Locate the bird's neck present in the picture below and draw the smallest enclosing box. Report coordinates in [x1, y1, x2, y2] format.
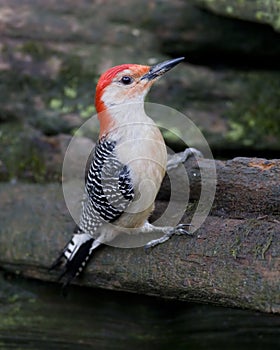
[98, 102, 154, 140]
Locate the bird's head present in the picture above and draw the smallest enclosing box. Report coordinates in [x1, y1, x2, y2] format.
[95, 57, 185, 114]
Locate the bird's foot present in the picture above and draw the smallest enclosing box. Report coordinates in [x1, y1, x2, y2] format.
[144, 224, 193, 251]
[167, 147, 203, 171]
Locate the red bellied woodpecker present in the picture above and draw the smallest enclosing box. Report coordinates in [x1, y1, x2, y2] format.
[51, 57, 193, 287]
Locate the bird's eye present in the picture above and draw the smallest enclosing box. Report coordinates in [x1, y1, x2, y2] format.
[120, 76, 133, 85]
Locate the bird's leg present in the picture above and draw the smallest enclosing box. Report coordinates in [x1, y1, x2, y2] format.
[140, 222, 193, 251]
[167, 148, 203, 171]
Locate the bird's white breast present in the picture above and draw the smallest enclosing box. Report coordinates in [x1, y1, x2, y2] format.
[108, 105, 167, 215]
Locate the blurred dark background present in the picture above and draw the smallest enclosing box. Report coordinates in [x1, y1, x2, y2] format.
[0, 0, 280, 182]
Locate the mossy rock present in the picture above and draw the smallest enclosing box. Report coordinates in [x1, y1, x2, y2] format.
[0, 122, 67, 182]
[1, 0, 280, 165]
[226, 72, 280, 149]
[0, 41, 98, 133]
[195, 0, 280, 33]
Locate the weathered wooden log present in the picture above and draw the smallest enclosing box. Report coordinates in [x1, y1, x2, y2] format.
[0, 157, 279, 314]
[160, 156, 280, 218]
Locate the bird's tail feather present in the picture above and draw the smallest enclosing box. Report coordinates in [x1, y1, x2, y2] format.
[50, 232, 101, 289]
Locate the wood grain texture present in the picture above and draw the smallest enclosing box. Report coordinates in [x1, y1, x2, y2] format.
[0, 157, 279, 313]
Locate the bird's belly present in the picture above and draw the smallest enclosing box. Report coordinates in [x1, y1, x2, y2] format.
[115, 128, 167, 228]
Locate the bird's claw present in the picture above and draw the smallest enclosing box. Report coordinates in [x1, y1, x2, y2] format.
[144, 223, 193, 252]
[167, 148, 203, 171]
[174, 223, 193, 236]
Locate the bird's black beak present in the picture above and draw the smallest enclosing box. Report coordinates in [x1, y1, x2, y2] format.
[141, 57, 185, 81]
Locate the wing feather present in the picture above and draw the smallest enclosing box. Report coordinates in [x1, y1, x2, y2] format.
[79, 138, 134, 233]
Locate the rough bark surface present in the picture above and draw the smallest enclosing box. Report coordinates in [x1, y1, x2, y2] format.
[0, 156, 279, 314]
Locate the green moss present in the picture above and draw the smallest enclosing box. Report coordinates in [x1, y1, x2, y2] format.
[18, 150, 47, 183]
[80, 104, 96, 119]
[226, 72, 280, 148]
[230, 236, 241, 259]
[64, 86, 77, 99]
[43, 54, 98, 129]
[253, 233, 274, 259]
[0, 41, 101, 181]
[20, 41, 52, 60]
[1, 41, 98, 134]
[261, 234, 273, 259]
[0, 123, 47, 182]
[49, 98, 63, 110]
[197, 0, 280, 32]
[226, 5, 234, 14]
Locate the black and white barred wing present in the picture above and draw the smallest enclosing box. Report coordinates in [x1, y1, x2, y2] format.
[50, 138, 134, 287]
[79, 138, 134, 233]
